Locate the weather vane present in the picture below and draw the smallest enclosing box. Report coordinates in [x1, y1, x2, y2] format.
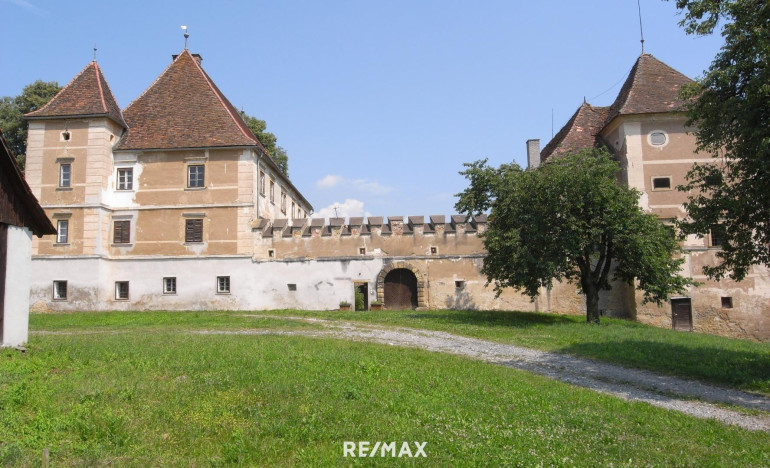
[93, 44, 97, 62]
[181, 25, 189, 50]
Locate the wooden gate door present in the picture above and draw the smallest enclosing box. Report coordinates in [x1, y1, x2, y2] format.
[384, 269, 417, 310]
[671, 298, 692, 331]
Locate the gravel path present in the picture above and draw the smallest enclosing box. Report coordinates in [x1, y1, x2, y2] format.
[209, 314, 770, 432]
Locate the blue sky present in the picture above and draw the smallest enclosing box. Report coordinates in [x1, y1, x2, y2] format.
[1, 0, 723, 219]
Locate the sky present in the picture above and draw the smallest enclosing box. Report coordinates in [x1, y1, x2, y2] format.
[1, 0, 725, 219]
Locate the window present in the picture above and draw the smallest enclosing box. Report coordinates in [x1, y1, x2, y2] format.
[287, 283, 297, 291]
[61, 131, 71, 141]
[292, 202, 296, 218]
[359, 247, 366, 255]
[297, 209, 303, 219]
[649, 131, 667, 146]
[163, 277, 177, 295]
[115, 281, 129, 300]
[269, 180, 275, 203]
[113, 220, 130, 244]
[53, 281, 67, 300]
[187, 165, 205, 188]
[260, 171, 266, 196]
[217, 276, 230, 294]
[455, 280, 466, 289]
[117, 168, 133, 190]
[721, 296, 733, 309]
[59, 163, 71, 188]
[268, 249, 275, 258]
[651, 176, 672, 191]
[430, 246, 438, 255]
[185, 219, 203, 243]
[281, 191, 287, 213]
[56, 220, 69, 244]
[710, 224, 726, 248]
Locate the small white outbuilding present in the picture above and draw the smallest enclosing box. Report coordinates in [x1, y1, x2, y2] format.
[0, 129, 55, 347]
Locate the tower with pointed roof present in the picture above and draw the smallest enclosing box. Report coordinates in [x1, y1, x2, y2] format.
[536, 54, 769, 340]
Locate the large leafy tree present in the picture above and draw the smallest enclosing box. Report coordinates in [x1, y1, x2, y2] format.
[672, 0, 770, 280]
[0, 80, 61, 172]
[239, 111, 289, 177]
[456, 149, 692, 323]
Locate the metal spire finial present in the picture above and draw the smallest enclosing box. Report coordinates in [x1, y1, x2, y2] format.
[93, 44, 97, 62]
[181, 25, 189, 50]
[637, 0, 645, 54]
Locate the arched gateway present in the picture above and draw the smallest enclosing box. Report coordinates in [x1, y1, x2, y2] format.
[376, 262, 426, 309]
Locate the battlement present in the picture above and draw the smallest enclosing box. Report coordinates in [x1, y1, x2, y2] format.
[251, 215, 489, 260]
[252, 214, 488, 238]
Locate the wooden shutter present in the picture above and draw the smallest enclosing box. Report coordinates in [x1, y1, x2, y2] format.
[185, 219, 203, 243]
[114, 220, 130, 244]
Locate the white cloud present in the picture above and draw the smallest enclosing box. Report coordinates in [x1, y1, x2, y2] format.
[6, 0, 46, 14]
[315, 174, 343, 189]
[350, 179, 394, 195]
[314, 174, 394, 195]
[313, 199, 371, 220]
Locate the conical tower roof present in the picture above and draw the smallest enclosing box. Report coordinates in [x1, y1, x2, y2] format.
[25, 61, 126, 128]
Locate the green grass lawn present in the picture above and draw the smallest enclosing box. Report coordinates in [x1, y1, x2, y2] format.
[32, 309, 770, 394]
[2, 316, 769, 466]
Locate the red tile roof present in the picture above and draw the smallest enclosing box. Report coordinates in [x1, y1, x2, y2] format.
[25, 62, 126, 128]
[607, 54, 693, 120]
[0, 129, 56, 237]
[115, 50, 260, 150]
[541, 54, 692, 162]
[540, 102, 610, 161]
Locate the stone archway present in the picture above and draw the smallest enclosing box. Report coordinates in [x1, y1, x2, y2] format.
[376, 262, 427, 309]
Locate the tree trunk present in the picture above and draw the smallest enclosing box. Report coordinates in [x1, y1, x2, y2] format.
[585, 283, 601, 324]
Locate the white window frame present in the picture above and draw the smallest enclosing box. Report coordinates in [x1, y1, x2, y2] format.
[59, 163, 71, 188]
[187, 164, 205, 188]
[217, 276, 231, 294]
[163, 277, 177, 295]
[56, 220, 69, 244]
[117, 167, 134, 191]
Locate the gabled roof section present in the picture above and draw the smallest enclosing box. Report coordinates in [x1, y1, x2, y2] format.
[115, 50, 259, 150]
[607, 54, 692, 120]
[540, 102, 610, 161]
[25, 62, 126, 128]
[0, 130, 56, 237]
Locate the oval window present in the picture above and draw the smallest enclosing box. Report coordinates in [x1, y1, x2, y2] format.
[650, 131, 667, 146]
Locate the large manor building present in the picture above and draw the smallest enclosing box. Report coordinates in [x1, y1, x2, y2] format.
[23, 50, 769, 341]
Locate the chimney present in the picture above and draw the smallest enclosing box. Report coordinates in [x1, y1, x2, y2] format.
[526, 139, 540, 170]
[171, 53, 203, 65]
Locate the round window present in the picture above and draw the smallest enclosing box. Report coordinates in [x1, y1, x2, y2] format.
[650, 131, 667, 146]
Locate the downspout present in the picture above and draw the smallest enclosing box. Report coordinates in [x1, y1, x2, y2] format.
[255, 149, 261, 220]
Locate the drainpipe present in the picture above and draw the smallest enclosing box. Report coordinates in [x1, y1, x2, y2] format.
[255, 149, 261, 221]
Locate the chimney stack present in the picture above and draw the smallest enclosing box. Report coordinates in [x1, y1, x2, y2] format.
[526, 139, 540, 170]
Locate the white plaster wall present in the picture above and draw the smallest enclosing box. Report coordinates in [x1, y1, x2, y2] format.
[30, 256, 385, 311]
[2, 226, 33, 347]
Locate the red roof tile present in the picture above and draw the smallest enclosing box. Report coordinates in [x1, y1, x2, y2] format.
[541, 54, 693, 163]
[115, 50, 259, 150]
[607, 54, 693, 120]
[540, 102, 610, 161]
[25, 62, 126, 128]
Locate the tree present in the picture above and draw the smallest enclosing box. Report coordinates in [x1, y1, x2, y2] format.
[456, 149, 692, 323]
[239, 111, 289, 176]
[671, 0, 770, 280]
[0, 80, 61, 172]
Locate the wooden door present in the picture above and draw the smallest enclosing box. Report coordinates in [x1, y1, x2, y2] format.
[384, 269, 417, 310]
[671, 298, 692, 331]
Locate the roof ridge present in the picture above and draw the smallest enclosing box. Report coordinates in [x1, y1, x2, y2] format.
[93, 62, 108, 114]
[26, 62, 93, 116]
[186, 50, 257, 145]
